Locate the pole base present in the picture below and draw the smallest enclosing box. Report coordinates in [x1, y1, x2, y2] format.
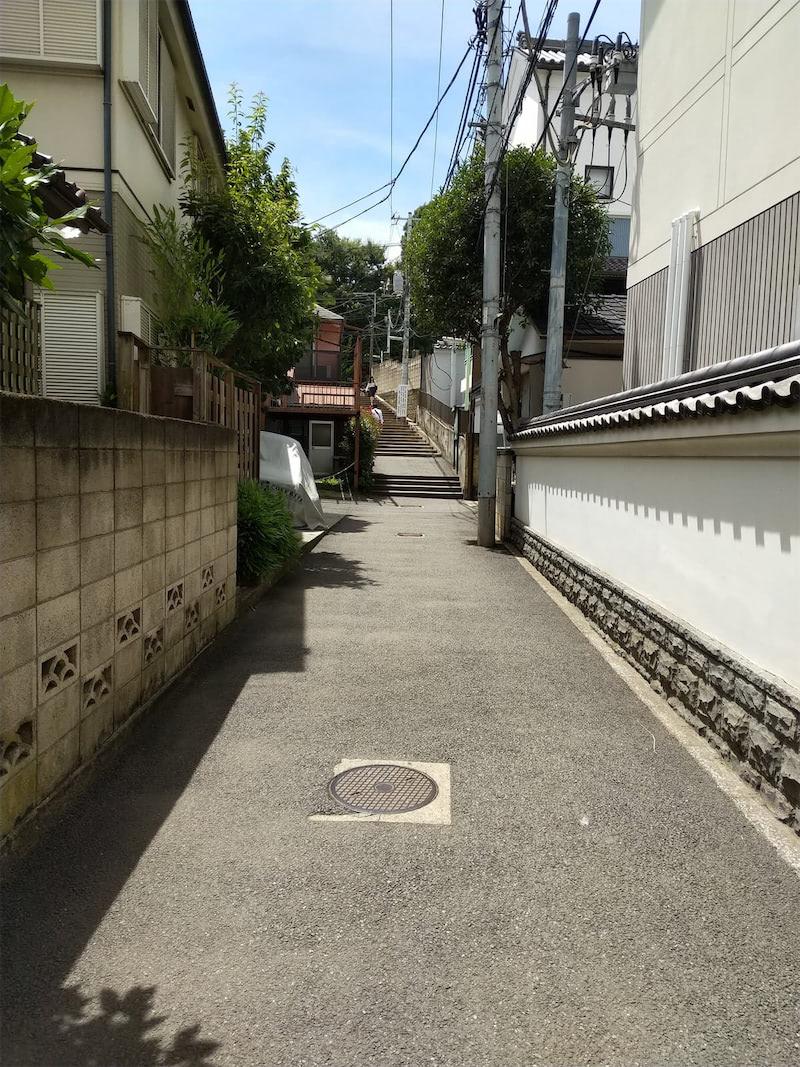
[477, 497, 496, 547]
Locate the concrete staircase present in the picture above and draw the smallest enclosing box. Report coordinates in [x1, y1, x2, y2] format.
[364, 399, 462, 499]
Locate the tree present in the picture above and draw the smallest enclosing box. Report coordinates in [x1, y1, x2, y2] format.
[311, 230, 392, 378]
[181, 87, 319, 387]
[140, 205, 238, 357]
[404, 145, 611, 432]
[0, 84, 97, 311]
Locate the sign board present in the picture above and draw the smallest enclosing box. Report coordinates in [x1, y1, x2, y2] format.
[396, 383, 409, 418]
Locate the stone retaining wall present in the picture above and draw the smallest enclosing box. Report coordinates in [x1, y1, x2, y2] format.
[510, 517, 800, 833]
[0, 394, 238, 845]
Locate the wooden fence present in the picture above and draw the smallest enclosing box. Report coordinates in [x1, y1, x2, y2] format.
[117, 334, 262, 479]
[1, 299, 42, 396]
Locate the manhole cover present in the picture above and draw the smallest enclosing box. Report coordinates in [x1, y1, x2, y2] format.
[328, 764, 438, 814]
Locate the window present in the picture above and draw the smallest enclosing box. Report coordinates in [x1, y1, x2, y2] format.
[158, 35, 177, 172]
[609, 216, 631, 257]
[311, 423, 333, 448]
[585, 165, 614, 200]
[0, 0, 100, 64]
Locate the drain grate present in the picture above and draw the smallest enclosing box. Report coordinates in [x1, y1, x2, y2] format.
[328, 764, 438, 814]
[397, 532, 424, 537]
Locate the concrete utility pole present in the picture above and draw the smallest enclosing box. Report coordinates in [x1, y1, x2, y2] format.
[542, 11, 580, 416]
[477, 0, 504, 547]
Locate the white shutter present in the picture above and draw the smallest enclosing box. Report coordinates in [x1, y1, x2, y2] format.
[0, 0, 41, 56]
[1, 0, 99, 62]
[42, 0, 99, 63]
[41, 291, 103, 405]
[139, 0, 159, 116]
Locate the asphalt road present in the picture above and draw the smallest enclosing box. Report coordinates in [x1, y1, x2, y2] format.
[2, 498, 799, 1067]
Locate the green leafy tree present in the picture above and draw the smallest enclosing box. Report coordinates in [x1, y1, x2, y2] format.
[311, 230, 393, 380]
[181, 87, 319, 387]
[0, 84, 97, 310]
[404, 145, 610, 431]
[140, 204, 238, 356]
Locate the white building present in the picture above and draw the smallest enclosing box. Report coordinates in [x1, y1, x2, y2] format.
[0, 0, 225, 404]
[508, 4, 800, 829]
[504, 35, 639, 416]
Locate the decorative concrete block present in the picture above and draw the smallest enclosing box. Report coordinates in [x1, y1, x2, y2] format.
[114, 449, 142, 489]
[185, 480, 201, 512]
[37, 543, 80, 601]
[37, 679, 80, 751]
[36, 496, 79, 550]
[38, 637, 79, 701]
[165, 482, 185, 518]
[36, 448, 78, 498]
[80, 699, 114, 761]
[143, 485, 166, 523]
[0, 760, 36, 838]
[81, 576, 114, 631]
[142, 519, 165, 560]
[165, 547, 184, 585]
[185, 600, 200, 633]
[115, 564, 142, 613]
[1, 501, 36, 563]
[37, 591, 79, 654]
[0, 663, 36, 736]
[143, 625, 164, 665]
[80, 533, 114, 585]
[79, 449, 114, 493]
[165, 515, 185, 551]
[114, 488, 143, 531]
[115, 639, 142, 688]
[0, 555, 36, 618]
[165, 450, 185, 484]
[115, 605, 142, 646]
[115, 527, 143, 570]
[142, 449, 166, 487]
[142, 554, 165, 597]
[81, 661, 113, 716]
[0, 447, 35, 503]
[37, 726, 79, 800]
[79, 406, 114, 449]
[166, 581, 184, 614]
[81, 619, 115, 674]
[80, 490, 114, 538]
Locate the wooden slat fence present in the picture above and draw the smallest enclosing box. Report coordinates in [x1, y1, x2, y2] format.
[1, 299, 42, 396]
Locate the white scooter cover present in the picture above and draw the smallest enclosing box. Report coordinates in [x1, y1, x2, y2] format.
[258, 431, 327, 530]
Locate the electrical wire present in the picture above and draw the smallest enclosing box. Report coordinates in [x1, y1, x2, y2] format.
[430, 0, 446, 196]
[310, 36, 478, 231]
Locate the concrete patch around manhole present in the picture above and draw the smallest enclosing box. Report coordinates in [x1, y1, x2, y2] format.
[309, 759, 451, 825]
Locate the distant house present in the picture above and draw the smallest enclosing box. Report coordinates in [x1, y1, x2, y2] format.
[505, 35, 639, 414]
[0, 0, 226, 403]
[263, 306, 360, 475]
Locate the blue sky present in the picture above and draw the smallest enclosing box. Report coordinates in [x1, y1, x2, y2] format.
[190, 0, 641, 255]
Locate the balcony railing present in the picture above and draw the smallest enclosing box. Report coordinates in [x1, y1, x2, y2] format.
[266, 380, 357, 411]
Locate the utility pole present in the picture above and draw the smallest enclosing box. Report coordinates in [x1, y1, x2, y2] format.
[393, 213, 414, 417]
[542, 11, 580, 416]
[477, 0, 504, 547]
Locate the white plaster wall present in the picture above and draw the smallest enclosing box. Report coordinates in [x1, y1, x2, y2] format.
[629, 0, 800, 286]
[514, 449, 800, 688]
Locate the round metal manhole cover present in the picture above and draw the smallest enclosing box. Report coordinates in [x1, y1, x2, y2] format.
[328, 764, 438, 814]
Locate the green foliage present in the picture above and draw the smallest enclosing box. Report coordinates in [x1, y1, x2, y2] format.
[236, 480, 300, 585]
[140, 204, 238, 356]
[181, 87, 320, 387]
[404, 145, 610, 427]
[341, 413, 379, 491]
[0, 84, 97, 310]
[311, 230, 393, 381]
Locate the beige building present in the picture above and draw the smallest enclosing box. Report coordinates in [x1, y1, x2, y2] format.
[0, 0, 225, 403]
[625, 0, 800, 386]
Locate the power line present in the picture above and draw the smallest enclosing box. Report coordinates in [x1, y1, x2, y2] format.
[311, 37, 478, 232]
[430, 0, 446, 197]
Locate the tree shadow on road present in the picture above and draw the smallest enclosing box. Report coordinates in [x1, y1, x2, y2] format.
[7, 982, 220, 1067]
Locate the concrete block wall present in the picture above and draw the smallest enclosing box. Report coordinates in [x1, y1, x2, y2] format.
[372, 355, 422, 394]
[0, 394, 238, 842]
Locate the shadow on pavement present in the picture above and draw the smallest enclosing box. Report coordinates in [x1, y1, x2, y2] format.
[1, 537, 372, 1067]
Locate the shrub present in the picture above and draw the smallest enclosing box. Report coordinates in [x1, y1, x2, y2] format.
[236, 480, 300, 585]
[340, 413, 379, 491]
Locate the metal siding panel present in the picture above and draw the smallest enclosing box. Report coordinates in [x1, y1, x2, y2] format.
[42, 0, 98, 62]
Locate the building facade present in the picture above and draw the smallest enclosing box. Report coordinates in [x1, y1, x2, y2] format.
[0, 0, 225, 404]
[624, 0, 800, 387]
